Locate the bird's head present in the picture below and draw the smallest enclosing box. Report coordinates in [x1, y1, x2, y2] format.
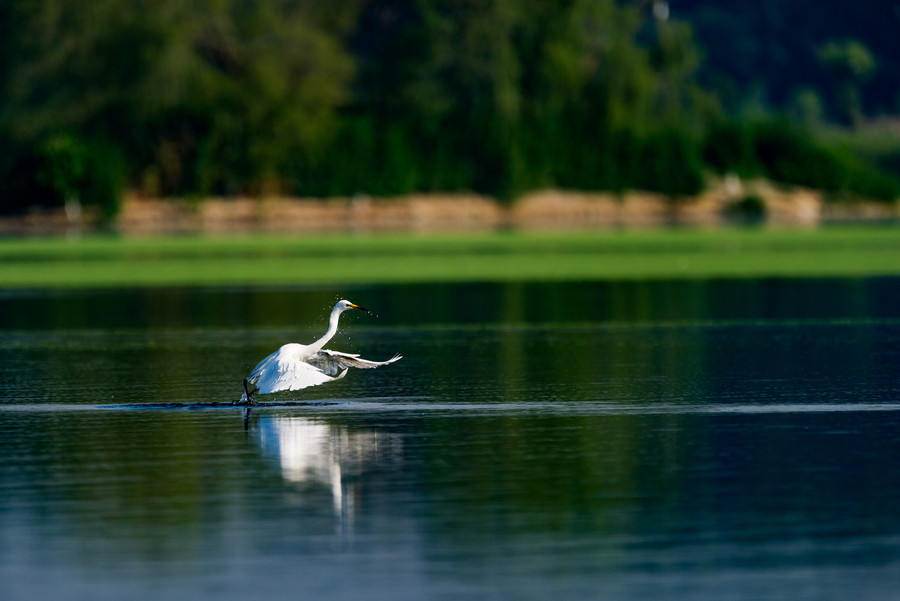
[336, 299, 369, 313]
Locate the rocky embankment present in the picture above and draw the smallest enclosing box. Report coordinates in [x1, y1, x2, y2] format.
[2, 179, 897, 236]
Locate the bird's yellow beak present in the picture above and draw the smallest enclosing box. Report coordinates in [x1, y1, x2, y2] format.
[349, 302, 369, 312]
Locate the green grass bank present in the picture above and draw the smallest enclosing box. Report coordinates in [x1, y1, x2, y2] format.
[0, 226, 898, 288]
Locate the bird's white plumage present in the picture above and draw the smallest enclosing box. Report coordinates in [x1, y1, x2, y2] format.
[249, 344, 350, 393]
[240, 300, 401, 403]
[308, 350, 403, 375]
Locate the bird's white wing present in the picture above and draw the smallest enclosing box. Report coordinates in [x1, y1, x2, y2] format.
[250, 349, 348, 394]
[307, 350, 402, 375]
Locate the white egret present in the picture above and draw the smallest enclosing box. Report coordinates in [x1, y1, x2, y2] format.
[239, 300, 401, 404]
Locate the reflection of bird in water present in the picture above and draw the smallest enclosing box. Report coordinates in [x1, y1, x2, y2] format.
[239, 300, 401, 404]
[254, 416, 396, 522]
[252, 414, 403, 532]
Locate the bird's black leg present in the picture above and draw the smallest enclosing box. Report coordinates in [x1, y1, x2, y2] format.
[240, 378, 255, 405]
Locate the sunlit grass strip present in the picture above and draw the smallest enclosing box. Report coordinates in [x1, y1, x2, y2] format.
[0, 226, 898, 287]
[0, 226, 899, 259]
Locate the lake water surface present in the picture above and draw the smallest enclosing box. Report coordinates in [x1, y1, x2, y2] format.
[1, 279, 899, 600]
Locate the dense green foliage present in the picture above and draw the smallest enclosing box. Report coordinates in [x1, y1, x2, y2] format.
[0, 1, 898, 216]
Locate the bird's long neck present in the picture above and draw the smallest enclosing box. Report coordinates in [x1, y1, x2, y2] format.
[309, 306, 343, 353]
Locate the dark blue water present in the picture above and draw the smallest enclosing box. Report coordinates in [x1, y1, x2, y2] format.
[1, 280, 899, 600]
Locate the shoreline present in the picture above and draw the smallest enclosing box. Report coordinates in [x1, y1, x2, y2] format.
[2, 179, 898, 236]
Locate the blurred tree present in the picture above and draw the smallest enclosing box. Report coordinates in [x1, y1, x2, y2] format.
[333, 0, 709, 198]
[787, 87, 826, 127]
[188, 0, 355, 194]
[647, 19, 717, 126]
[0, 0, 353, 210]
[37, 134, 86, 207]
[816, 39, 876, 126]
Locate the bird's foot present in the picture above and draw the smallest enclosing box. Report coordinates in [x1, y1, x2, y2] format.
[235, 378, 257, 405]
[234, 391, 256, 406]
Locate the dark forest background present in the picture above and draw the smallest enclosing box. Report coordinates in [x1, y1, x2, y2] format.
[1, 0, 899, 216]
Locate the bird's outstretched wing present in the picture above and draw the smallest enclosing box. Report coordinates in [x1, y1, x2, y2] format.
[251, 350, 348, 394]
[307, 351, 402, 376]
